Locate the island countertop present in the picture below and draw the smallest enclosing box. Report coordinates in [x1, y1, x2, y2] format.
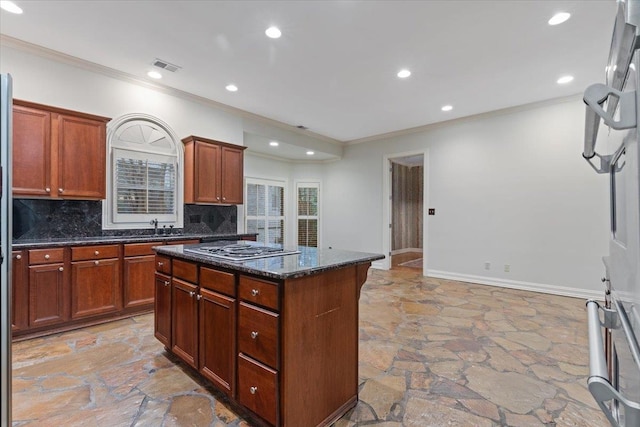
[153, 241, 385, 280]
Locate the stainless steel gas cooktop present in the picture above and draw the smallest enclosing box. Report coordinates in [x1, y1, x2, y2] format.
[185, 243, 300, 261]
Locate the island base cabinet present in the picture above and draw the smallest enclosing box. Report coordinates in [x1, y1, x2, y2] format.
[237, 353, 278, 426]
[171, 278, 198, 369]
[28, 263, 67, 328]
[154, 273, 172, 347]
[199, 288, 236, 397]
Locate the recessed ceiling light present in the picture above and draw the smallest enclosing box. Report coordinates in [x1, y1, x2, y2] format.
[225, 84, 238, 92]
[147, 71, 162, 79]
[265, 26, 282, 39]
[306, 151, 315, 156]
[441, 105, 453, 112]
[0, 1, 23, 14]
[548, 12, 570, 26]
[397, 69, 411, 79]
[557, 75, 574, 84]
[269, 141, 279, 147]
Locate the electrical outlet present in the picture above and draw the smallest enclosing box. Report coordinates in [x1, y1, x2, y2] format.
[484, 262, 491, 270]
[504, 264, 510, 272]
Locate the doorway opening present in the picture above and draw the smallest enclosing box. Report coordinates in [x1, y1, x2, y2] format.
[389, 154, 424, 271]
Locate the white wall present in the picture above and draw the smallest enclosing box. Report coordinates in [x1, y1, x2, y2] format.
[323, 98, 610, 298]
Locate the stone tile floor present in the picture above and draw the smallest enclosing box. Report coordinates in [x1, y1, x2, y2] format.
[11, 268, 608, 426]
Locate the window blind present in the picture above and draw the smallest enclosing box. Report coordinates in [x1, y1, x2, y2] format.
[115, 158, 175, 214]
[297, 184, 319, 247]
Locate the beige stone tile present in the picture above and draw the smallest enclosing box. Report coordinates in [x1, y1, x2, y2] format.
[359, 374, 406, 419]
[403, 396, 494, 427]
[164, 394, 214, 427]
[459, 398, 501, 421]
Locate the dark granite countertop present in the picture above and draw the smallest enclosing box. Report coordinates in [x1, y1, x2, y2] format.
[12, 233, 257, 249]
[154, 242, 385, 280]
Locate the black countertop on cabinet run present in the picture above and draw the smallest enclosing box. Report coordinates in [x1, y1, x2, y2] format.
[154, 242, 385, 280]
[12, 233, 257, 249]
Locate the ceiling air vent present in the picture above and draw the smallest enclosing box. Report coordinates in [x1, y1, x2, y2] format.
[152, 58, 181, 73]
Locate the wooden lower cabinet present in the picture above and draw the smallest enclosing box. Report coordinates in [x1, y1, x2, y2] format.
[154, 273, 172, 347]
[199, 288, 236, 396]
[71, 258, 121, 319]
[237, 353, 278, 426]
[123, 254, 156, 309]
[28, 262, 68, 328]
[171, 278, 198, 368]
[12, 251, 28, 332]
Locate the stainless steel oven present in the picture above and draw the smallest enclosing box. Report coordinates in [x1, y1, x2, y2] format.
[584, 1, 640, 425]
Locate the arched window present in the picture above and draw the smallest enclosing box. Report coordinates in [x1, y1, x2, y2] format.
[102, 114, 183, 229]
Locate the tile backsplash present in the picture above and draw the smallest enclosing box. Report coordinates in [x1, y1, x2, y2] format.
[13, 199, 238, 241]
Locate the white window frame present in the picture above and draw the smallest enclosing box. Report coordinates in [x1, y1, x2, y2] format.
[295, 181, 321, 248]
[244, 177, 287, 245]
[102, 113, 183, 230]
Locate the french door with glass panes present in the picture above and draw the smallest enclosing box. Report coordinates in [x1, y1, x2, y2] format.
[245, 179, 286, 245]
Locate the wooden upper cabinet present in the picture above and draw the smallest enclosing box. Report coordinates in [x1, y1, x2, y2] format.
[12, 100, 110, 200]
[183, 135, 246, 205]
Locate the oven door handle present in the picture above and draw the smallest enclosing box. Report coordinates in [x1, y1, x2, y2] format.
[586, 300, 640, 427]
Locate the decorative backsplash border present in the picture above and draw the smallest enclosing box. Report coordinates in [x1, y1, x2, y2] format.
[13, 199, 238, 241]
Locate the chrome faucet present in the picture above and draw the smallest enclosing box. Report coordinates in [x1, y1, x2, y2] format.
[150, 218, 159, 235]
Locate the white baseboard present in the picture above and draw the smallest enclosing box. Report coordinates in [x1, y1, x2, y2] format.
[426, 270, 603, 300]
[371, 260, 387, 270]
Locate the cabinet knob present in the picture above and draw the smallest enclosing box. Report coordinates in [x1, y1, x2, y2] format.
[58, 267, 64, 272]
[94, 260, 99, 266]
[250, 386, 258, 395]
[58, 188, 63, 193]
[15, 254, 21, 260]
[189, 291, 195, 298]
[94, 250, 99, 256]
[196, 294, 202, 301]
[158, 262, 164, 267]
[250, 331, 259, 339]
[222, 197, 226, 201]
[164, 281, 170, 286]
[216, 196, 221, 201]
[44, 254, 50, 260]
[251, 289, 259, 297]
[45, 187, 51, 193]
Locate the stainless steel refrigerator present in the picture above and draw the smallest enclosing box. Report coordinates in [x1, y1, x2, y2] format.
[1, 73, 13, 427]
[584, 1, 640, 426]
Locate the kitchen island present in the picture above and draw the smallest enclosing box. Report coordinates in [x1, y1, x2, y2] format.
[153, 242, 384, 427]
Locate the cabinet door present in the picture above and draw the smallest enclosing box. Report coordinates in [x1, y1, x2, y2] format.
[71, 258, 121, 319]
[56, 113, 106, 199]
[194, 141, 221, 203]
[199, 288, 236, 396]
[172, 278, 198, 368]
[12, 104, 52, 196]
[29, 263, 67, 328]
[123, 255, 156, 309]
[154, 273, 172, 347]
[221, 146, 244, 204]
[12, 251, 29, 332]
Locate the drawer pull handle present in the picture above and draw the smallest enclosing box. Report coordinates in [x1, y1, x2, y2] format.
[250, 386, 258, 395]
[251, 289, 259, 297]
[16, 254, 21, 260]
[250, 331, 259, 339]
[45, 187, 51, 193]
[94, 261, 99, 266]
[58, 267, 64, 272]
[164, 281, 170, 286]
[44, 254, 50, 260]
[94, 250, 99, 255]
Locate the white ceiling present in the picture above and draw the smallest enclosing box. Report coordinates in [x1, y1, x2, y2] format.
[0, 0, 617, 148]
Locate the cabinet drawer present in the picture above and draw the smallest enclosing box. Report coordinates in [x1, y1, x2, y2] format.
[166, 239, 200, 246]
[28, 248, 64, 265]
[239, 276, 279, 311]
[238, 302, 278, 369]
[201, 267, 235, 296]
[124, 241, 163, 257]
[71, 244, 119, 261]
[237, 353, 277, 426]
[173, 259, 198, 283]
[155, 255, 171, 275]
